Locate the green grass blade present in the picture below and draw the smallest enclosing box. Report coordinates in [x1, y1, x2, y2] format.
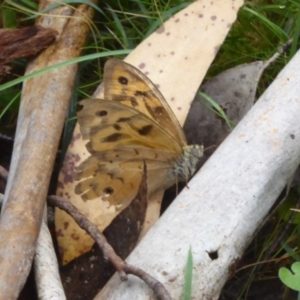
[183, 247, 193, 300]
[243, 7, 289, 40]
[0, 49, 131, 92]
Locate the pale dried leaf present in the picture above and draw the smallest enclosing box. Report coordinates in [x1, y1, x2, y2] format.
[185, 49, 283, 164]
[56, 0, 244, 264]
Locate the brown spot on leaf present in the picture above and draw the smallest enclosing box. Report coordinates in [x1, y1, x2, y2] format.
[156, 26, 165, 34]
[199, 14, 203, 18]
[56, 229, 63, 237]
[211, 16, 217, 21]
[71, 233, 80, 241]
[64, 222, 69, 230]
[139, 63, 145, 69]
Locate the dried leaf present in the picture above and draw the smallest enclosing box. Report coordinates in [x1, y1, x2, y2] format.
[55, 0, 244, 264]
[185, 53, 282, 162]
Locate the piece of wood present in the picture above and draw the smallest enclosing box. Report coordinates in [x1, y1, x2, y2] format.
[0, 26, 57, 75]
[0, 2, 96, 299]
[96, 49, 300, 299]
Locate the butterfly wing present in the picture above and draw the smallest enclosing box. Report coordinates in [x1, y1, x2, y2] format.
[75, 99, 183, 207]
[104, 58, 187, 146]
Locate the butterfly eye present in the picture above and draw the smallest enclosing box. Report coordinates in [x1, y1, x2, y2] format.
[118, 76, 128, 85]
[95, 110, 108, 117]
[103, 187, 114, 195]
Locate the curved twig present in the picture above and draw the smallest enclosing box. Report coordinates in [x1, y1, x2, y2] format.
[47, 195, 172, 300]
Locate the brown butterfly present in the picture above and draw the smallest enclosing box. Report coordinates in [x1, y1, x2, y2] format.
[75, 59, 203, 209]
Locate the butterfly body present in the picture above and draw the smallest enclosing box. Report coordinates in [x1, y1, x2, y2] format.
[75, 59, 203, 209]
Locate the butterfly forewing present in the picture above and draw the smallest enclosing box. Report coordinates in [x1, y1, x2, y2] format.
[77, 99, 183, 154]
[104, 59, 187, 145]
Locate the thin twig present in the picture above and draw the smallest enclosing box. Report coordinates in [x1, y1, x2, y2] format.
[48, 195, 172, 300]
